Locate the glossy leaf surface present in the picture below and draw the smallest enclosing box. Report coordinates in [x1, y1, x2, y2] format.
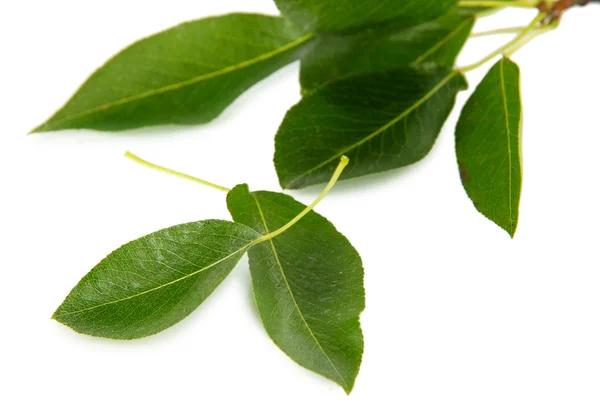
[53, 220, 259, 339]
[276, 69, 467, 189]
[300, 12, 474, 93]
[455, 57, 522, 237]
[275, 0, 456, 33]
[227, 185, 365, 393]
[33, 14, 312, 132]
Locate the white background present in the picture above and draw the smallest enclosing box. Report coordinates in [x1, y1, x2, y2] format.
[2, 1, 599, 413]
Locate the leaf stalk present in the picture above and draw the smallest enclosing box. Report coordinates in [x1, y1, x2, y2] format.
[457, 12, 547, 73]
[125, 151, 350, 244]
[256, 156, 350, 243]
[470, 26, 529, 38]
[504, 20, 559, 56]
[124, 151, 231, 193]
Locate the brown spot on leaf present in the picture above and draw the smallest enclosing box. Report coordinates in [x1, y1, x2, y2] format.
[459, 162, 469, 182]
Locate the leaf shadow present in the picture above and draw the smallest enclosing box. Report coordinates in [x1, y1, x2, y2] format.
[27, 122, 217, 145]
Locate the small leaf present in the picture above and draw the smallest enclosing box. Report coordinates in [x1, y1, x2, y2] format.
[53, 220, 259, 339]
[300, 11, 474, 93]
[33, 14, 312, 133]
[227, 185, 365, 393]
[455, 57, 522, 237]
[275, 0, 457, 33]
[275, 69, 467, 189]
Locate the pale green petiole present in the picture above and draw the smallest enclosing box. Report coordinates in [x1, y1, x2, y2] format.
[256, 156, 350, 243]
[470, 26, 529, 38]
[125, 151, 350, 243]
[504, 20, 559, 56]
[457, 12, 548, 73]
[125, 151, 231, 193]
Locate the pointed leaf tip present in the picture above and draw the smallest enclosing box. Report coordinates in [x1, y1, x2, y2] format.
[33, 14, 312, 132]
[456, 57, 522, 237]
[53, 220, 259, 339]
[227, 185, 364, 392]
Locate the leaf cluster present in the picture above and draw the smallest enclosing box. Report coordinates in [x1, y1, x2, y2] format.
[33, 0, 597, 392]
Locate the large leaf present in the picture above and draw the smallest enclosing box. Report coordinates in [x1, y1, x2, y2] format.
[275, 0, 457, 33]
[33, 14, 312, 133]
[455, 57, 522, 237]
[227, 185, 365, 393]
[53, 220, 259, 339]
[275, 69, 467, 189]
[300, 11, 474, 93]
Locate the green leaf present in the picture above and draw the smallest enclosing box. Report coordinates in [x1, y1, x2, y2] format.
[275, 69, 467, 189]
[275, 0, 457, 33]
[459, 7, 495, 15]
[227, 185, 365, 393]
[459, 0, 516, 16]
[53, 220, 259, 339]
[300, 11, 474, 93]
[455, 57, 522, 237]
[32, 14, 312, 133]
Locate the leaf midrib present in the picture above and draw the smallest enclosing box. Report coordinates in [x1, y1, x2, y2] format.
[53, 242, 254, 318]
[285, 71, 458, 188]
[499, 58, 514, 232]
[307, 17, 470, 92]
[410, 17, 472, 66]
[250, 193, 349, 390]
[38, 33, 314, 130]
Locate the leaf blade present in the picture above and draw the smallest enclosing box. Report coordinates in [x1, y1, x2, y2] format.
[275, 0, 457, 33]
[53, 220, 259, 339]
[227, 185, 365, 393]
[300, 11, 474, 93]
[33, 14, 312, 132]
[455, 57, 522, 237]
[275, 69, 467, 189]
